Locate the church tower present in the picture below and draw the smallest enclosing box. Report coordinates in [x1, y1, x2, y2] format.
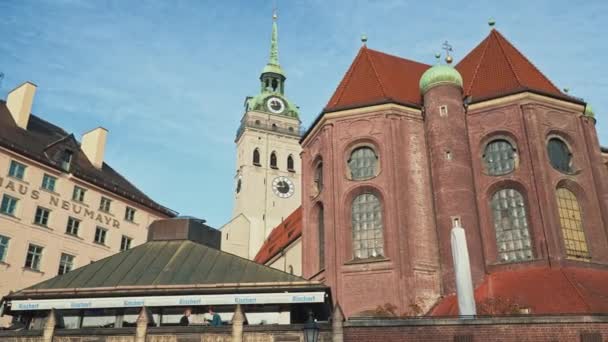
[221, 11, 302, 259]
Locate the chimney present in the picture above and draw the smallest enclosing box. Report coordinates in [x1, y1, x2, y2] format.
[6, 82, 37, 130]
[81, 127, 108, 169]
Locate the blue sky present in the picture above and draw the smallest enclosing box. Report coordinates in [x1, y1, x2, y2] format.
[1, 0, 606, 227]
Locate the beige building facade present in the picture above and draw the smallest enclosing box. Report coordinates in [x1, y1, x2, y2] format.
[0, 82, 175, 325]
[221, 13, 302, 259]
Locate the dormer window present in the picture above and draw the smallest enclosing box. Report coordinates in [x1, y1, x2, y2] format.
[61, 149, 73, 172]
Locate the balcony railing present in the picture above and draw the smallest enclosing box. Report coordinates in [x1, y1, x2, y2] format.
[236, 120, 303, 140]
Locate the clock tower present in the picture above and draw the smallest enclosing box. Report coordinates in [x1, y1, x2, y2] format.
[221, 11, 302, 259]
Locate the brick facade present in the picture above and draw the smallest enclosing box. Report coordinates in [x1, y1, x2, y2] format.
[301, 28, 608, 318]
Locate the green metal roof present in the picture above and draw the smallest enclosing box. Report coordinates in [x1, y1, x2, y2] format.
[22, 240, 307, 293]
[585, 104, 595, 118]
[419, 64, 463, 94]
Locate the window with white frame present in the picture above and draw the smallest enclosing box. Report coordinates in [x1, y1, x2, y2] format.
[120, 235, 132, 251]
[125, 207, 136, 222]
[25, 244, 43, 270]
[58, 253, 75, 275]
[66, 217, 81, 236]
[41, 174, 57, 192]
[34, 207, 50, 227]
[94, 227, 107, 245]
[99, 197, 112, 213]
[72, 186, 86, 202]
[8, 160, 26, 180]
[352, 193, 384, 259]
[0, 195, 18, 216]
[0, 235, 9, 262]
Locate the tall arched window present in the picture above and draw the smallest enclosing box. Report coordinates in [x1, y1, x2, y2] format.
[491, 189, 533, 262]
[253, 149, 261, 166]
[287, 155, 295, 171]
[270, 152, 278, 169]
[318, 204, 325, 270]
[352, 193, 384, 259]
[547, 138, 573, 173]
[314, 161, 323, 193]
[348, 146, 378, 180]
[483, 139, 516, 175]
[556, 188, 590, 260]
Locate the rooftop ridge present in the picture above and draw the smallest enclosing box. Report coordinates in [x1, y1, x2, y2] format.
[325, 47, 368, 110]
[493, 29, 562, 94]
[492, 29, 524, 88]
[365, 48, 389, 101]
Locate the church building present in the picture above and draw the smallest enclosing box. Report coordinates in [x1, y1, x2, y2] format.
[294, 22, 608, 318]
[221, 13, 302, 260]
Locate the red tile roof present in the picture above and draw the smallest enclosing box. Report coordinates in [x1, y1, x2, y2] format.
[324, 47, 430, 112]
[323, 30, 572, 114]
[254, 207, 302, 264]
[430, 266, 608, 316]
[456, 29, 563, 101]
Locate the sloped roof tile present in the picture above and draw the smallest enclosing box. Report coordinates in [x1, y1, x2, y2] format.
[254, 207, 302, 264]
[324, 47, 430, 112]
[456, 29, 565, 102]
[430, 267, 608, 316]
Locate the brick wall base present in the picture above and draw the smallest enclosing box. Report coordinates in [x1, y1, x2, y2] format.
[344, 316, 608, 342]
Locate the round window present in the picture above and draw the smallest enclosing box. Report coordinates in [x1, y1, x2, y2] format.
[547, 138, 573, 173]
[483, 139, 516, 176]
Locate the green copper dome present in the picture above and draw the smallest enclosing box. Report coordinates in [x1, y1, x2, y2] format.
[584, 104, 595, 118]
[419, 64, 463, 94]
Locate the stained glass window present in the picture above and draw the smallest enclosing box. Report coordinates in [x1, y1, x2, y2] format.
[352, 193, 384, 259]
[484, 139, 516, 175]
[547, 138, 572, 173]
[348, 147, 378, 180]
[491, 189, 533, 262]
[556, 188, 590, 260]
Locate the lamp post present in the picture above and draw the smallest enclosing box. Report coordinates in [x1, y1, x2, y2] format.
[302, 312, 319, 342]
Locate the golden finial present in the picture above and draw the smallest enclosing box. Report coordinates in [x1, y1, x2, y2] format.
[442, 41, 453, 64]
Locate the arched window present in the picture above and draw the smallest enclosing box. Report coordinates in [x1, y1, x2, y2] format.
[253, 149, 261, 166]
[352, 193, 384, 259]
[483, 139, 516, 175]
[270, 152, 278, 169]
[547, 138, 573, 173]
[314, 161, 323, 193]
[288, 265, 294, 274]
[491, 189, 533, 262]
[556, 188, 590, 260]
[348, 146, 378, 180]
[318, 204, 325, 270]
[236, 179, 242, 194]
[287, 155, 295, 172]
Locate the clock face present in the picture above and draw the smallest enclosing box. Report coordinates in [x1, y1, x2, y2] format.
[266, 97, 286, 114]
[272, 176, 295, 198]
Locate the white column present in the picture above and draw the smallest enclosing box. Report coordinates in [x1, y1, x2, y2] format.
[450, 218, 477, 316]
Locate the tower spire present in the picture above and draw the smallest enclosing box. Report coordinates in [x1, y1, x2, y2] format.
[269, 9, 279, 66]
